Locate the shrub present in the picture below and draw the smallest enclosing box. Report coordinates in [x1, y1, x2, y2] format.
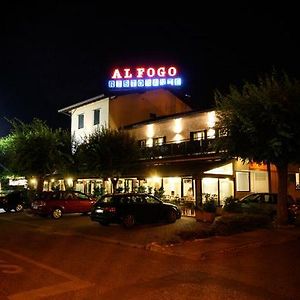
[222, 196, 242, 213]
[202, 199, 217, 213]
[212, 213, 272, 236]
[137, 185, 147, 193]
[93, 186, 106, 198]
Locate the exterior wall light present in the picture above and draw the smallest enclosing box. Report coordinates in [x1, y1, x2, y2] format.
[207, 111, 216, 128]
[146, 124, 154, 138]
[174, 118, 182, 134]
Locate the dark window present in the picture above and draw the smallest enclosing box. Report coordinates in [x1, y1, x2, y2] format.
[138, 139, 146, 148]
[94, 109, 100, 125]
[78, 114, 84, 129]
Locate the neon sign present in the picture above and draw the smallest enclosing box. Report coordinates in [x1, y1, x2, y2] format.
[108, 66, 182, 90]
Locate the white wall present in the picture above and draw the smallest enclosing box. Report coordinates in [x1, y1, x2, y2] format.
[70, 98, 109, 143]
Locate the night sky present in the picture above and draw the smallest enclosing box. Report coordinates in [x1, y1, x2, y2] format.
[1, 2, 300, 136]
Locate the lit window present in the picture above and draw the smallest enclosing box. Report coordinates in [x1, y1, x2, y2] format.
[153, 137, 166, 146]
[192, 131, 205, 141]
[218, 127, 228, 137]
[236, 171, 250, 192]
[296, 173, 300, 190]
[207, 128, 215, 139]
[94, 109, 100, 125]
[78, 114, 84, 129]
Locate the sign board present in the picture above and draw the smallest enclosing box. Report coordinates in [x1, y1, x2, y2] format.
[108, 66, 182, 90]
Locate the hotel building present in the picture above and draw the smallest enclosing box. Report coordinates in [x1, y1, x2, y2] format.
[58, 88, 300, 216]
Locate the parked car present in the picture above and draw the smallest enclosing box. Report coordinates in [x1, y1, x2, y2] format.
[31, 190, 97, 219]
[238, 192, 298, 221]
[90, 193, 182, 228]
[0, 190, 29, 212]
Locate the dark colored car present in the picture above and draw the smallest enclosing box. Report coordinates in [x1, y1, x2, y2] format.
[90, 193, 182, 228]
[239, 192, 298, 221]
[31, 190, 97, 219]
[0, 190, 28, 212]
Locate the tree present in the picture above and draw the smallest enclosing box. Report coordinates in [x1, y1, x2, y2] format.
[76, 127, 140, 193]
[6, 118, 74, 192]
[214, 71, 300, 225]
[0, 135, 14, 176]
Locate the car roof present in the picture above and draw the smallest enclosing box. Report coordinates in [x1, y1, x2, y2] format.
[102, 193, 153, 197]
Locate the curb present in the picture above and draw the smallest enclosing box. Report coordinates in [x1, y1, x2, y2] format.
[144, 230, 300, 260]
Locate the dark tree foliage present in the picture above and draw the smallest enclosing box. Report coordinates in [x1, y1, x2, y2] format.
[0, 135, 14, 177]
[214, 71, 300, 225]
[76, 127, 140, 192]
[5, 118, 74, 192]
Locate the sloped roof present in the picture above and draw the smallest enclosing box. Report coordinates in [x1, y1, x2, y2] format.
[58, 94, 106, 114]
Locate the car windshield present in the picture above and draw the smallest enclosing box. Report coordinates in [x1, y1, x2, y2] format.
[240, 194, 260, 203]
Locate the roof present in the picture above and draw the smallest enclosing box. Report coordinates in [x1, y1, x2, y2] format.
[58, 94, 106, 114]
[57, 88, 197, 115]
[123, 107, 215, 129]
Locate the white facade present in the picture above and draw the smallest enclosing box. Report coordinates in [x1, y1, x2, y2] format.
[70, 97, 109, 143]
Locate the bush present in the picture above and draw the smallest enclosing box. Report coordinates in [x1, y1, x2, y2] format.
[222, 196, 242, 213]
[202, 199, 217, 213]
[212, 213, 272, 236]
[93, 186, 106, 198]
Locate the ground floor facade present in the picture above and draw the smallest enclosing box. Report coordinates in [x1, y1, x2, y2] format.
[55, 158, 300, 217]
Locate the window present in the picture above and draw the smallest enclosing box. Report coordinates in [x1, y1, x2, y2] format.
[78, 114, 84, 129]
[153, 136, 166, 146]
[94, 109, 100, 125]
[217, 127, 228, 137]
[75, 192, 89, 199]
[144, 195, 160, 204]
[207, 128, 215, 139]
[191, 131, 205, 141]
[236, 171, 250, 192]
[296, 173, 300, 190]
[138, 139, 146, 148]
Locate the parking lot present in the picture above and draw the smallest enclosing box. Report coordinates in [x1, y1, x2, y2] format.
[0, 247, 92, 300]
[2, 209, 300, 299]
[0, 209, 208, 247]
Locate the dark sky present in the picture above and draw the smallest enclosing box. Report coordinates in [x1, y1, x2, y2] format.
[1, 2, 300, 136]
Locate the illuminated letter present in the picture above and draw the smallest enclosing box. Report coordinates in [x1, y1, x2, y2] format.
[124, 68, 132, 78]
[146, 68, 155, 77]
[168, 67, 177, 77]
[136, 68, 145, 78]
[112, 69, 122, 79]
[157, 67, 166, 77]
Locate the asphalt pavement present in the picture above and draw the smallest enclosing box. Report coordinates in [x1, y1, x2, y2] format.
[1, 209, 300, 262]
[147, 226, 300, 261]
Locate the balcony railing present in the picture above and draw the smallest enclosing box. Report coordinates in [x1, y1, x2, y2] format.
[139, 139, 219, 160]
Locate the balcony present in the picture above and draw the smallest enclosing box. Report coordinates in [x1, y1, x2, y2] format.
[139, 139, 219, 161]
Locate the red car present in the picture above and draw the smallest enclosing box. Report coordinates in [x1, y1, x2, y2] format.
[31, 191, 97, 219]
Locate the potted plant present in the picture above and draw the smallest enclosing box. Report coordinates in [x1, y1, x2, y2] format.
[196, 197, 217, 223]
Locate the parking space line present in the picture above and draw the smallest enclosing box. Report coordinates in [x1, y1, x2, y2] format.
[9, 280, 92, 300]
[0, 248, 92, 299]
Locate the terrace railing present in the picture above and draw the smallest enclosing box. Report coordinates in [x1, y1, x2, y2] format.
[139, 139, 220, 160]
